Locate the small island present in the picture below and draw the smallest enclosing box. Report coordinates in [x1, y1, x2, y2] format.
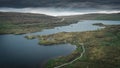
[92, 23, 105, 26]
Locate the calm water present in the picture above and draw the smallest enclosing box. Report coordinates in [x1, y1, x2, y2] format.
[0, 20, 120, 68]
[28, 20, 120, 35]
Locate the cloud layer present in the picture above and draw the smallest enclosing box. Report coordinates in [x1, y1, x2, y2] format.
[0, 0, 120, 9]
[0, 8, 120, 16]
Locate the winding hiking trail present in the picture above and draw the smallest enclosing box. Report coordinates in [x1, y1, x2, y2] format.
[57, 18, 65, 22]
[60, 18, 65, 22]
[54, 43, 85, 68]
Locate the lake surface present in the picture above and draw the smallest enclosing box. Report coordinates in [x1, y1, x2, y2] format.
[0, 20, 120, 68]
[28, 20, 120, 35]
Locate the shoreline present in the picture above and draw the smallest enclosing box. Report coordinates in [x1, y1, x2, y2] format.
[32, 24, 120, 68]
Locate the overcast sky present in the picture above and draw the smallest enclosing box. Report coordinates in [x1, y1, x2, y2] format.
[0, 0, 120, 9]
[0, 0, 120, 16]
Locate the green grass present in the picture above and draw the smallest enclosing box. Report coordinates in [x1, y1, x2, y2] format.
[60, 13, 120, 21]
[0, 12, 78, 34]
[1, 12, 120, 34]
[1, 12, 120, 68]
[31, 25, 120, 68]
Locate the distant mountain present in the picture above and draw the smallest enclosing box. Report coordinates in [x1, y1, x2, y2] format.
[0, 12, 60, 34]
[0, 12, 76, 34]
[0, 12, 59, 24]
[60, 13, 120, 21]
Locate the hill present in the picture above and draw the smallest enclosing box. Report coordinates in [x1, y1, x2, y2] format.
[0, 12, 120, 34]
[0, 12, 59, 24]
[0, 12, 77, 34]
[60, 13, 120, 21]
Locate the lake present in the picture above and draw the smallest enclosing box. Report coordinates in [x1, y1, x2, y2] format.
[0, 20, 120, 68]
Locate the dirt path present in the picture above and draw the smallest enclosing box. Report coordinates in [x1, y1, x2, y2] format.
[54, 43, 85, 68]
[57, 18, 64, 22]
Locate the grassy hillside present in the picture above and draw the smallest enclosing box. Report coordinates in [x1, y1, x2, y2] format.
[0, 12, 61, 24]
[0, 12, 120, 34]
[0, 12, 77, 34]
[60, 13, 120, 21]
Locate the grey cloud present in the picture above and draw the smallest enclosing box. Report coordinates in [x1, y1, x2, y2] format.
[0, 0, 120, 9]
